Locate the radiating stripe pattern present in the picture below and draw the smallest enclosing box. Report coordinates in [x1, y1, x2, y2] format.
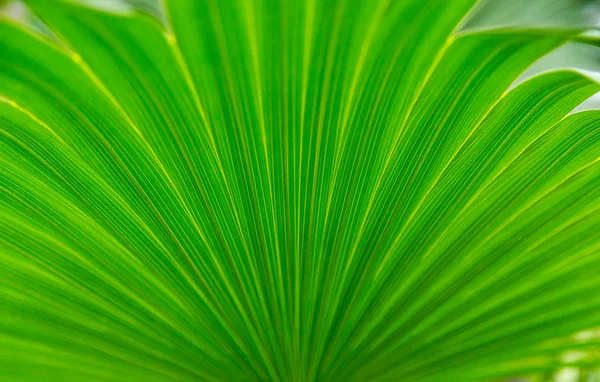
[1, 0, 600, 380]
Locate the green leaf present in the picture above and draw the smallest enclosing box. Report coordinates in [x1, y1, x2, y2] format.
[1, 0, 600, 380]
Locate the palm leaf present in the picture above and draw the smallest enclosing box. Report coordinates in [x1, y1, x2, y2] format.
[1, 0, 600, 380]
